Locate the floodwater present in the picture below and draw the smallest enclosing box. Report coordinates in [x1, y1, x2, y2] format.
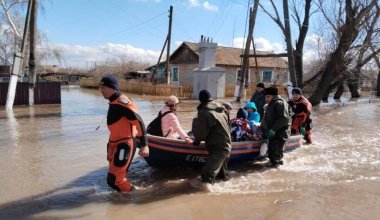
[0, 87, 379, 220]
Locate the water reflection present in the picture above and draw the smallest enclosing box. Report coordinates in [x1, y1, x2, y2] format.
[4, 109, 19, 145]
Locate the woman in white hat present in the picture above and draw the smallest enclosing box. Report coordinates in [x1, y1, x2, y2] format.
[161, 95, 193, 144]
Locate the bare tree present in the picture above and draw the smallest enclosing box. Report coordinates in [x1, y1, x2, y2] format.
[371, 46, 380, 96]
[260, 0, 316, 87]
[0, 0, 62, 66]
[308, 0, 379, 105]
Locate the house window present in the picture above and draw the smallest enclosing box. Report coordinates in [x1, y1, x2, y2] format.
[171, 67, 179, 83]
[236, 69, 251, 83]
[262, 70, 273, 83]
[158, 67, 165, 80]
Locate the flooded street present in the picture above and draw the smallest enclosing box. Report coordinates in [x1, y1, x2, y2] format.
[0, 87, 379, 220]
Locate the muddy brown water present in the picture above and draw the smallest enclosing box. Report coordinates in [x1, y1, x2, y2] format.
[0, 87, 379, 220]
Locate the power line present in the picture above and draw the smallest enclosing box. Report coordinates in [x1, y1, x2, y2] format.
[93, 12, 166, 42]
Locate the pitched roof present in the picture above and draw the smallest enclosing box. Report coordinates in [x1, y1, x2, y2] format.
[182, 41, 288, 68]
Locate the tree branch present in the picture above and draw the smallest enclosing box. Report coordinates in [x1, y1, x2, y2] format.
[289, 0, 302, 30]
[317, 0, 338, 33]
[354, 0, 378, 28]
[1, 0, 22, 39]
[259, 0, 285, 33]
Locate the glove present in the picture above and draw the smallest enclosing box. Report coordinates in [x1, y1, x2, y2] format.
[300, 127, 305, 135]
[266, 130, 275, 140]
[193, 141, 201, 146]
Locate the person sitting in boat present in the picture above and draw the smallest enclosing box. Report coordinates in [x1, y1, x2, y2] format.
[244, 102, 260, 127]
[248, 122, 264, 141]
[230, 108, 251, 142]
[161, 95, 193, 144]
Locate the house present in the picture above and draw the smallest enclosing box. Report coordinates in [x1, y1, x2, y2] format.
[124, 70, 150, 81]
[147, 41, 289, 87]
[359, 70, 377, 91]
[38, 66, 88, 85]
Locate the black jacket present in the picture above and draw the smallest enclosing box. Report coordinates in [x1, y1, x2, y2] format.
[261, 95, 291, 132]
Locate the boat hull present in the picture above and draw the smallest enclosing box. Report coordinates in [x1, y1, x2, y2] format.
[145, 135, 303, 168]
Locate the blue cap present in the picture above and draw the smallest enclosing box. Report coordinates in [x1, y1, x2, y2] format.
[292, 87, 302, 95]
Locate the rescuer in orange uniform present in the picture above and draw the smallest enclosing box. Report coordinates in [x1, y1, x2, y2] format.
[288, 87, 313, 144]
[99, 74, 149, 192]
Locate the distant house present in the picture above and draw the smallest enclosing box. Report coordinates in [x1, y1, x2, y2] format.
[38, 65, 87, 85]
[147, 41, 289, 87]
[124, 70, 150, 81]
[359, 70, 377, 91]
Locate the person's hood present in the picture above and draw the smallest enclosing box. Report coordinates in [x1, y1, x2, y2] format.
[244, 102, 257, 111]
[271, 95, 283, 103]
[197, 101, 225, 113]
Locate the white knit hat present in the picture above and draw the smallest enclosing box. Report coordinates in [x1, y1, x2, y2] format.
[165, 95, 179, 106]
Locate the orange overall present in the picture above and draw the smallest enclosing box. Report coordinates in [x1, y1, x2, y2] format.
[106, 93, 147, 192]
[288, 96, 313, 144]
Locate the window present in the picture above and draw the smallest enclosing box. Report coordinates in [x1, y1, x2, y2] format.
[235, 69, 251, 83]
[262, 70, 273, 83]
[171, 67, 179, 83]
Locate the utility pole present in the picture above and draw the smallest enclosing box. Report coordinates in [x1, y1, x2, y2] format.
[28, 0, 38, 105]
[236, 0, 259, 102]
[165, 5, 173, 84]
[6, 0, 34, 109]
[150, 5, 173, 84]
[251, 37, 260, 83]
[283, 0, 297, 86]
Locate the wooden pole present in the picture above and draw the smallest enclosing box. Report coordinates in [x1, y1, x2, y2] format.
[150, 37, 167, 82]
[165, 5, 173, 84]
[251, 37, 260, 84]
[28, 0, 37, 105]
[236, 0, 260, 102]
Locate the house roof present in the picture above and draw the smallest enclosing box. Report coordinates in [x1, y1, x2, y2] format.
[149, 41, 288, 69]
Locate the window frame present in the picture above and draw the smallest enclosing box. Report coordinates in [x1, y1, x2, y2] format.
[262, 69, 273, 83]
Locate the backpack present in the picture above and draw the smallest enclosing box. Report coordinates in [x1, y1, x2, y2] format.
[147, 111, 173, 137]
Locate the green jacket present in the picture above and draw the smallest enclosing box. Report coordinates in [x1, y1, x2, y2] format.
[194, 101, 232, 148]
[261, 95, 292, 132]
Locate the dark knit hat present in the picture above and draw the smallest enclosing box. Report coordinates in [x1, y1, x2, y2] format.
[199, 89, 213, 103]
[99, 74, 119, 90]
[256, 82, 265, 88]
[292, 87, 302, 95]
[236, 108, 248, 119]
[263, 87, 278, 96]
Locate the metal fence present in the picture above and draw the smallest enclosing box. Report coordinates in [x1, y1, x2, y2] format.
[0, 82, 61, 106]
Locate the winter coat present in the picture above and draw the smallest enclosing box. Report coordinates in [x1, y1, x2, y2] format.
[160, 106, 189, 140]
[230, 118, 251, 142]
[261, 95, 292, 133]
[250, 91, 265, 119]
[244, 102, 261, 127]
[194, 101, 231, 148]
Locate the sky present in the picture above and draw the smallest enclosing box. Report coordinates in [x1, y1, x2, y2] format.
[36, 0, 321, 68]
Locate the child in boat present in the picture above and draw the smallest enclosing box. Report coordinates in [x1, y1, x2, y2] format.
[244, 102, 261, 127]
[230, 108, 252, 141]
[161, 96, 193, 144]
[247, 122, 264, 140]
